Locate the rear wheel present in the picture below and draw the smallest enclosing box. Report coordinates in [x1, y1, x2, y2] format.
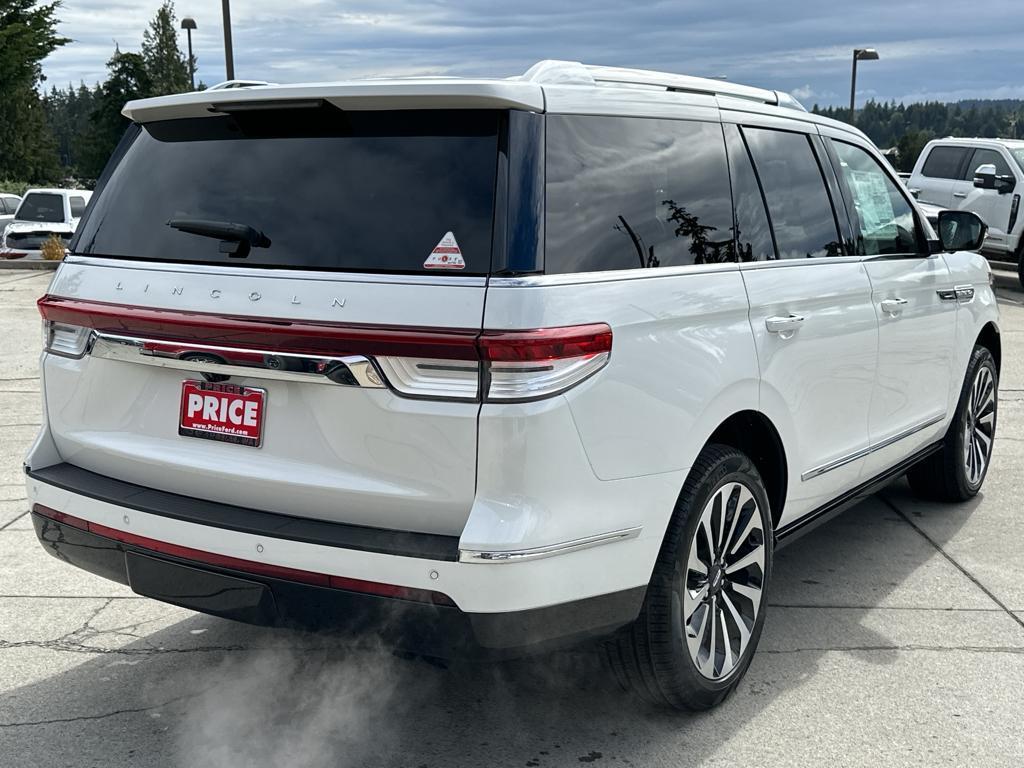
[607, 444, 772, 710]
[908, 345, 997, 502]
[1018, 245, 1024, 290]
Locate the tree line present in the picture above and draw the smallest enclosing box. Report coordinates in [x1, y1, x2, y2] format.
[1, 0, 193, 191]
[812, 100, 1024, 172]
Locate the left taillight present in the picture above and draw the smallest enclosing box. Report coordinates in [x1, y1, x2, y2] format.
[42, 320, 92, 358]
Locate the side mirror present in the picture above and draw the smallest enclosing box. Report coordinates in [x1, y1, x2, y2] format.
[973, 163, 1016, 194]
[937, 210, 987, 252]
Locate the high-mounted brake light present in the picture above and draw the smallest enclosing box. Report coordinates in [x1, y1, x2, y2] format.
[37, 296, 612, 402]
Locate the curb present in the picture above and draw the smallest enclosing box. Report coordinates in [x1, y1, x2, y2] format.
[0, 259, 60, 271]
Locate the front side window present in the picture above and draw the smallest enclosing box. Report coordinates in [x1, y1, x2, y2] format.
[742, 127, 841, 259]
[921, 146, 969, 179]
[15, 193, 65, 223]
[831, 141, 920, 256]
[545, 115, 735, 273]
[963, 148, 1012, 179]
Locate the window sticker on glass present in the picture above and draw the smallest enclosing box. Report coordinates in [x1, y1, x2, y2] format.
[423, 231, 465, 270]
[847, 169, 897, 237]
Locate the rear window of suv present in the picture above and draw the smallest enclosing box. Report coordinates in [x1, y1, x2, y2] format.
[73, 109, 500, 274]
[16, 193, 65, 223]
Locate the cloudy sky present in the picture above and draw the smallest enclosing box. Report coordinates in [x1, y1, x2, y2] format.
[40, 0, 1024, 106]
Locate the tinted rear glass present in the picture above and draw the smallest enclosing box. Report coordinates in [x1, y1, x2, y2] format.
[16, 193, 64, 223]
[74, 109, 500, 274]
[742, 127, 841, 259]
[545, 115, 735, 273]
[921, 146, 968, 179]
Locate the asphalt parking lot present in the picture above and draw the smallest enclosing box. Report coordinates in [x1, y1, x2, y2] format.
[2, 269, 1023, 767]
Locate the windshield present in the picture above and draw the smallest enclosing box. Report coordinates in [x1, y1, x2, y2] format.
[16, 193, 65, 224]
[1011, 148, 1024, 175]
[74, 108, 501, 274]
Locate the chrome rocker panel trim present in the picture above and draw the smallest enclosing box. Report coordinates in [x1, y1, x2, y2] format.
[459, 527, 643, 564]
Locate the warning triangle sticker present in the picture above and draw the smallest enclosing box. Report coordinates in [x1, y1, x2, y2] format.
[423, 231, 465, 270]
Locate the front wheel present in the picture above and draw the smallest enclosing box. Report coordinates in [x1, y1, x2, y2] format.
[607, 444, 773, 710]
[908, 345, 997, 502]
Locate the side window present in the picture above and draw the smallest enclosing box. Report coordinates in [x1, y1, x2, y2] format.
[545, 115, 735, 273]
[70, 196, 87, 218]
[1, 198, 13, 214]
[963, 148, 1012, 179]
[921, 146, 969, 179]
[742, 126, 842, 259]
[723, 124, 776, 261]
[831, 140, 921, 256]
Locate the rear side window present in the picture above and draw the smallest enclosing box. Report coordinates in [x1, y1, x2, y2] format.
[921, 146, 969, 179]
[831, 141, 920, 256]
[724, 124, 775, 261]
[742, 127, 841, 259]
[545, 115, 735, 273]
[74, 109, 500, 274]
[963, 148, 1012, 179]
[16, 193, 65, 223]
[69, 196, 87, 218]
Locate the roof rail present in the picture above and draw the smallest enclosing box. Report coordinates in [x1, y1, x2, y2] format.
[206, 79, 277, 91]
[521, 60, 806, 111]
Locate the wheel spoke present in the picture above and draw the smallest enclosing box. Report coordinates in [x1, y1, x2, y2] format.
[688, 546, 709, 579]
[725, 545, 764, 576]
[687, 583, 709, 617]
[718, 604, 733, 675]
[730, 581, 763, 612]
[702, 596, 718, 677]
[729, 511, 759, 557]
[715, 487, 728, 555]
[721, 591, 751, 658]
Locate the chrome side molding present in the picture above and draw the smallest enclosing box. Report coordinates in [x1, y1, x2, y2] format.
[801, 413, 946, 481]
[459, 526, 642, 564]
[89, 333, 387, 388]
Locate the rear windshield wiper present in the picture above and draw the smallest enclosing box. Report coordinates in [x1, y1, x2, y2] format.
[167, 217, 271, 258]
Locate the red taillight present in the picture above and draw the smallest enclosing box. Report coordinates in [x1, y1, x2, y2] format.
[479, 324, 613, 362]
[37, 296, 612, 401]
[32, 504, 454, 606]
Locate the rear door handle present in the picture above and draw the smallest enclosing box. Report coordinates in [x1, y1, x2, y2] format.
[765, 314, 805, 339]
[953, 192, 968, 199]
[880, 298, 908, 316]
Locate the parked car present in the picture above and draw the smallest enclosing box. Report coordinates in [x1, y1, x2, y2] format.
[1, 188, 92, 258]
[0, 193, 22, 229]
[908, 137, 1024, 287]
[26, 61, 1000, 711]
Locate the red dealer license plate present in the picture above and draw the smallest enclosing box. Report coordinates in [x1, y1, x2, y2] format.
[179, 381, 266, 448]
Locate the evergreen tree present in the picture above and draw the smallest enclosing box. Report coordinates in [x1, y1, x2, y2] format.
[0, 0, 68, 182]
[77, 48, 152, 180]
[141, 0, 189, 96]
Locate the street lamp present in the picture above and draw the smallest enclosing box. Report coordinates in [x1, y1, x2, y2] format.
[221, 0, 235, 81]
[849, 48, 880, 126]
[180, 17, 197, 90]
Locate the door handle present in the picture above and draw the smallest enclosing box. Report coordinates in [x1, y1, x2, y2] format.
[765, 314, 805, 339]
[880, 298, 908, 316]
[953, 192, 968, 199]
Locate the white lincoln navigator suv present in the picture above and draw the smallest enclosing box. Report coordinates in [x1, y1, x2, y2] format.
[26, 61, 1000, 710]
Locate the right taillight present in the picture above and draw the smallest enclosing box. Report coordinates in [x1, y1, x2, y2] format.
[479, 324, 613, 401]
[376, 324, 613, 402]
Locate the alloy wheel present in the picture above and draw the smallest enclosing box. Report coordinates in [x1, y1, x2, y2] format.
[681, 481, 766, 681]
[963, 364, 996, 486]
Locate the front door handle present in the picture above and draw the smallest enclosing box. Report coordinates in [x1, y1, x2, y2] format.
[953, 192, 968, 199]
[765, 314, 805, 339]
[880, 298, 909, 316]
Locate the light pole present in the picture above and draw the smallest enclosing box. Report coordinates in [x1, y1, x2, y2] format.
[849, 48, 879, 126]
[221, 0, 235, 81]
[181, 17, 196, 90]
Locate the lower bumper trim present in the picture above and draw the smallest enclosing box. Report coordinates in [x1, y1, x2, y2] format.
[31, 512, 646, 656]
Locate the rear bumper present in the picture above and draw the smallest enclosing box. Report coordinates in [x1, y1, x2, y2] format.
[26, 464, 648, 654]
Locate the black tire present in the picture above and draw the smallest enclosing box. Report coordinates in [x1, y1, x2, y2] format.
[606, 444, 773, 710]
[1018, 246, 1024, 290]
[907, 345, 998, 502]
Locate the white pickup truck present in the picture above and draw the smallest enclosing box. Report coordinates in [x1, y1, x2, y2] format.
[1, 188, 91, 259]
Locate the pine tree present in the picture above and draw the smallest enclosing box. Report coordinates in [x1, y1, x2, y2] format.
[141, 1, 189, 96]
[0, 0, 68, 182]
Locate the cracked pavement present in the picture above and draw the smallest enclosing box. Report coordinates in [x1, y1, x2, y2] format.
[1, 270, 1023, 767]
